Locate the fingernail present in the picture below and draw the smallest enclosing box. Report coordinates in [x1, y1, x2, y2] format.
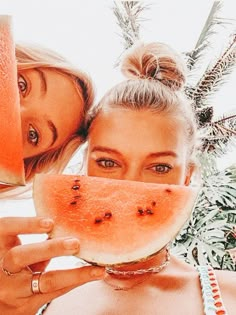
[63, 237, 80, 250]
[40, 218, 54, 229]
[91, 267, 105, 278]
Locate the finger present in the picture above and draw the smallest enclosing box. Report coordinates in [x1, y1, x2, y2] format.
[0, 235, 22, 255]
[39, 265, 105, 295]
[0, 217, 54, 236]
[19, 266, 105, 315]
[0, 266, 104, 306]
[2, 237, 80, 273]
[29, 260, 50, 273]
[0, 268, 32, 299]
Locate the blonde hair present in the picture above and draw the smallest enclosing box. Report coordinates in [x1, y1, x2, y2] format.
[16, 43, 95, 181]
[87, 42, 198, 163]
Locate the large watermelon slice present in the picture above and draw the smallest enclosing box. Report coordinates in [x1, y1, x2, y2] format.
[0, 15, 25, 185]
[33, 174, 199, 266]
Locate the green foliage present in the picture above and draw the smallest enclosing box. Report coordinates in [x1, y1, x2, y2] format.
[174, 1, 236, 270]
[172, 165, 236, 270]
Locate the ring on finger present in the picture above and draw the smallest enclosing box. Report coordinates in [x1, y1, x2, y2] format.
[2, 266, 18, 276]
[31, 272, 43, 294]
[1, 260, 32, 276]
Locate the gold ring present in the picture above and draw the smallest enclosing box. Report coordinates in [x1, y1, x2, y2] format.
[2, 267, 17, 276]
[31, 272, 42, 294]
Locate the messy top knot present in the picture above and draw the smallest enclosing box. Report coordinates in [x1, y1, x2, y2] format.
[86, 42, 197, 163]
[121, 42, 186, 91]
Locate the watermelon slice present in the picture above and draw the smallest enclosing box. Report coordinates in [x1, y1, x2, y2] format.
[33, 174, 199, 266]
[0, 15, 25, 185]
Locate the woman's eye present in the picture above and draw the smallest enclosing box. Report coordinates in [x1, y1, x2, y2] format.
[18, 75, 27, 95]
[28, 125, 39, 146]
[151, 164, 172, 174]
[96, 159, 118, 168]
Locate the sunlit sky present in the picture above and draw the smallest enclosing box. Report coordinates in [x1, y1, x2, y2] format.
[1, 0, 236, 106]
[0, 1, 235, 229]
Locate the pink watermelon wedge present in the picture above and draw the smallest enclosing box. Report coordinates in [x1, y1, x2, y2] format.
[33, 174, 199, 266]
[0, 15, 25, 185]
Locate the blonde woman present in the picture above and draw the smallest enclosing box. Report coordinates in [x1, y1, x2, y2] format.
[46, 42, 236, 314]
[0, 43, 104, 315]
[3, 42, 94, 184]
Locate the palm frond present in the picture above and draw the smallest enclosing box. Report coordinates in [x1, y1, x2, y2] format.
[184, 0, 223, 72]
[199, 111, 236, 157]
[213, 112, 236, 131]
[197, 151, 218, 178]
[112, 1, 149, 66]
[195, 106, 214, 127]
[186, 35, 236, 108]
[226, 164, 236, 181]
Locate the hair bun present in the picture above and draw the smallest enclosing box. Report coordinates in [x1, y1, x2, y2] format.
[121, 42, 186, 90]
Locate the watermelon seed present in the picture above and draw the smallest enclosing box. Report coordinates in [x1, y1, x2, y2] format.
[165, 188, 171, 193]
[94, 217, 103, 224]
[74, 195, 80, 199]
[137, 208, 144, 216]
[146, 208, 154, 215]
[74, 179, 80, 182]
[70, 201, 77, 205]
[104, 212, 112, 219]
[151, 201, 156, 207]
[72, 185, 80, 190]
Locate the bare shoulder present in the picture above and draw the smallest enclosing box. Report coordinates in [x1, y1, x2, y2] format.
[215, 269, 236, 288]
[215, 269, 236, 312]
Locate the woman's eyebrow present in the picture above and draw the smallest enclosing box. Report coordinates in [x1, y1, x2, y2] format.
[35, 68, 47, 95]
[47, 120, 58, 146]
[91, 146, 122, 156]
[147, 151, 178, 158]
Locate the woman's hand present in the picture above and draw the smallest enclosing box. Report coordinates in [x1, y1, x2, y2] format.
[0, 216, 104, 315]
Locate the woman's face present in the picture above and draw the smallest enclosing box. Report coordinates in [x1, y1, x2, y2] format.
[87, 108, 193, 185]
[19, 68, 83, 158]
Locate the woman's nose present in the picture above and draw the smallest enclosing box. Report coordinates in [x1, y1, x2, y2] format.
[122, 168, 142, 182]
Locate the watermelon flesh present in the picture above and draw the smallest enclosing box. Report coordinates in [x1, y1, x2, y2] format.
[0, 15, 25, 185]
[33, 174, 199, 266]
